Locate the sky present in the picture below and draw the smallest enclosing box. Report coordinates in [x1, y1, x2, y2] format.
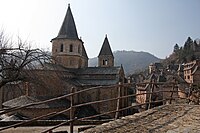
[0, 0, 200, 59]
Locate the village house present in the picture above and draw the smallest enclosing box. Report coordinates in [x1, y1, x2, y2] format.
[136, 66, 188, 109]
[2, 4, 129, 120]
[184, 59, 200, 85]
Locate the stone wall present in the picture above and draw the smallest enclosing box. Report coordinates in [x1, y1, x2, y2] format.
[98, 55, 114, 67]
[52, 39, 88, 68]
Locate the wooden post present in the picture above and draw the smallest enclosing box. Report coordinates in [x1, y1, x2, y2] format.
[70, 87, 75, 133]
[148, 83, 154, 109]
[169, 84, 174, 104]
[0, 87, 3, 109]
[115, 82, 121, 119]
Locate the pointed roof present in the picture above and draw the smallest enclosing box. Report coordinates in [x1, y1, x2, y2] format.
[82, 44, 88, 59]
[54, 4, 79, 40]
[98, 35, 114, 57]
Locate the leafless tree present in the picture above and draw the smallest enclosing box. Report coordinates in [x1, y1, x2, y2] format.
[0, 31, 52, 108]
[0, 31, 51, 88]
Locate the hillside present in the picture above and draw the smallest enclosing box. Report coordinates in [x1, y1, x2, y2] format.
[89, 50, 161, 75]
[162, 37, 200, 66]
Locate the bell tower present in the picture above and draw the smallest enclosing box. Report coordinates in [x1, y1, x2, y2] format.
[98, 35, 114, 67]
[51, 4, 88, 68]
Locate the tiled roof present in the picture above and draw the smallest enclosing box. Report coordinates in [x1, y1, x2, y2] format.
[84, 105, 200, 133]
[3, 95, 70, 109]
[42, 63, 70, 71]
[76, 66, 121, 75]
[1, 113, 28, 121]
[77, 79, 119, 86]
[166, 75, 186, 84]
[63, 66, 122, 86]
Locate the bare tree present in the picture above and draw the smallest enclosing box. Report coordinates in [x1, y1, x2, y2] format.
[0, 31, 51, 108]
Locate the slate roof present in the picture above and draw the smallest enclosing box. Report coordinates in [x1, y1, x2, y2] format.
[76, 66, 121, 75]
[166, 75, 186, 84]
[146, 73, 157, 82]
[64, 66, 122, 86]
[157, 74, 167, 82]
[75, 105, 98, 119]
[52, 4, 79, 40]
[76, 79, 119, 86]
[3, 95, 70, 109]
[1, 113, 28, 121]
[98, 35, 114, 57]
[42, 63, 70, 71]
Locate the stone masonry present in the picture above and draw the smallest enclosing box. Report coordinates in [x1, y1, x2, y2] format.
[84, 104, 200, 133]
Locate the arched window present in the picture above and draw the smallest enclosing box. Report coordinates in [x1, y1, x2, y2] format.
[70, 44, 73, 52]
[103, 59, 108, 65]
[60, 44, 64, 52]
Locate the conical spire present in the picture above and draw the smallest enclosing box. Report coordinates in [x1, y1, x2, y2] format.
[56, 4, 78, 39]
[98, 35, 114, 57]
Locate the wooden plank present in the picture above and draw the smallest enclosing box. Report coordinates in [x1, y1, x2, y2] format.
[115, 82, 121, 119]
[70, 87, 75, 133]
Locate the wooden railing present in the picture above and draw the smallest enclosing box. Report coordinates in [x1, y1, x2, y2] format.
[0, 82, 189, 133]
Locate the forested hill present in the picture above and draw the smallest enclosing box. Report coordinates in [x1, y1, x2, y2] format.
[89, 50, 161, 75]
[163, 37, 200, 65]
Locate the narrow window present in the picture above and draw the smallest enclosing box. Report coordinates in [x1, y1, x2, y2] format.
[103, 60, 108, 65]
[105, 60, 108, 65]
[60, 44, 64, 52]
[70, 44, 73, 52]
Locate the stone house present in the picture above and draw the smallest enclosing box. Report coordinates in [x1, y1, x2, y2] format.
[136, 73, 188, 109]
[184, 59, 200, 85]
[148, 63, 163, 74]
[2, 4, 128, 119]
[136, 74, 163, 109]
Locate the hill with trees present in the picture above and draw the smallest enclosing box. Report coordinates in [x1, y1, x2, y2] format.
[163, 37, 200, 65]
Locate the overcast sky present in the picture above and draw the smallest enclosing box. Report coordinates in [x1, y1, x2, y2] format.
[0, 0, 199, 59]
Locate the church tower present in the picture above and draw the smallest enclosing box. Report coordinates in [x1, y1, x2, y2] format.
[98, 35, 114, 67]
[51, 4, 88, 68]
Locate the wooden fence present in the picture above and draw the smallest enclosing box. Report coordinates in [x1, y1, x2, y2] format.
[0, 82, 189, 133]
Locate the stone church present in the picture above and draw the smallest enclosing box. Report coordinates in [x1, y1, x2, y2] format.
[2, 4, 128, 119]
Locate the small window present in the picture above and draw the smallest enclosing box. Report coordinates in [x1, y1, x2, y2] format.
[70, 44, 73, 52]
[60, 44, 64, 52]
[103, 60, 108, 65]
